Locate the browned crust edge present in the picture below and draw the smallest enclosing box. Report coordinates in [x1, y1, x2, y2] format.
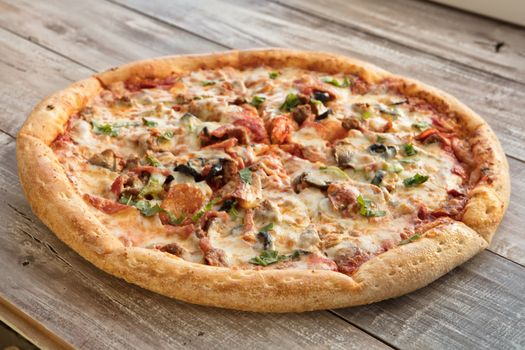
[16, 48, 507, 312]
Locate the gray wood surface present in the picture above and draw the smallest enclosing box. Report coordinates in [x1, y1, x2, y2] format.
[0, 0, 524, 349]
[278, 0, 525, 84]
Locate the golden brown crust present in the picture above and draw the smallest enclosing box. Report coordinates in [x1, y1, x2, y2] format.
[17, 49, 509, 312]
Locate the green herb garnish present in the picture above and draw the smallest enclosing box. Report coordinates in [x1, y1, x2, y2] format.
[250, 95, 266, 108]
[145, 155, 161, 167]
[403, 173, 429, 187]
[279, 93, 301, 112]
[142, 118, 157, 127]
[201, 80, 216, 86]
[322, 76, 350, 88]
[91, 121, 119, 137]
[119, 196, 164, 217]
[413, 121, 431, 130]
[164, 211, 186, 225]
[357, 195, 386, 217]
[403, 143, 417, 156]
[158, 130, 174, 142]
[138, 173, 165, 199]
[399, 233, 421, 245]
[269, 71, 279, 79]
[239, 168, 253, 185]
[361, 110, 371, 120]
[259, 223, 274, 233]
[249, 249, 310, 266]
[192, 198, 219, 222]
[249, 250, 285, 266]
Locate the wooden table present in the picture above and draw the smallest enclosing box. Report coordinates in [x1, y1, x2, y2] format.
[0, 0, 524, 348]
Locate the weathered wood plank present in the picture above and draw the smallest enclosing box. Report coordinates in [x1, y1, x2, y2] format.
[0, 0, 225, 71]
[110, 0, 525, 163]
[0, 132, 390, 349]
[277, 0, 525, 84]
[336, 252, 525, 350]
[0, 29, 93, 137]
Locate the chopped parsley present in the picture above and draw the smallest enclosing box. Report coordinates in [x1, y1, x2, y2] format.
[403, 143, 417, 156]
[279, 93, 301, 112]
[144, 155, 161, 167]
[259, 223, 274, 233]
[403, 173, 429, 187]
[138, 173, 165, 199]
[142, 118, 157, 127]
[322, 76, 350, 88]
[91, 121, 119, 137]
[118, 196, 163, 217]
[361, 110, 371, 119]
[158, 130, 174, 142]
[239, 167, 252, 185]
[200, 80, 216, 86]
[269, 71, 279, 79]
[413, 121, 431, 130]
[399, 233, 421, 245]
[250, 95, 266, 108]
[249, 249, 310, 266]
[192, 198, 219, 222]
[249, 250, 285, 266]
[164, 211, 186, 226]
[357, 195, 386, 217]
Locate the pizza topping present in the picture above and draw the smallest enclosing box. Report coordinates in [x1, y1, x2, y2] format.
[403, 173, 429, 187]
[51, 66, 471, 274]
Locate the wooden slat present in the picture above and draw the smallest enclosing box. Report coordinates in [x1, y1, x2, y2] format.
[277, 0, 525, 84]
[1, 0, 525, 162]
[336, 252, 525, 349]
[109, 0, 525, 162]
[0, 132, 390, 349]
[0, 0, 225, 71]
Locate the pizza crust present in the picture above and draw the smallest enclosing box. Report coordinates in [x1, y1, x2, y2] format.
[17, 49, 509, 312]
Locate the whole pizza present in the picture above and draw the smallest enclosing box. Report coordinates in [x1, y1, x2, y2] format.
[17, 49, 509, 312]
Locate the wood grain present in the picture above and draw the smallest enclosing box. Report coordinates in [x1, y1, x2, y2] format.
[0, 0, 225, 71]
[110, 0, 525, 162]
[0, 132, 390, 349]
[336, 252, 525, 350]
[277, 0, 525, 84]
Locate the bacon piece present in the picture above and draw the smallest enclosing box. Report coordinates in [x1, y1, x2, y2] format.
[415, 128, 440, 142]
[199, 237, 227, 266]
[205, 125, 250, 145]
[333, 248, 370, 275]
[157, 242, 184, 257]
[165, 223, 195, 239]
[233, 116, 268, 143]
[327, 183, 359, 217]
[218, 171, 263, 208]
[160, 184, 206, 223]
[83, 193, 129, 214]
[306, 254, 338, 271]
[302, 120, 348, 143]
[110, 175, 126, 196]
[203, 138, 238, 150]
[199, 210, 229, 231]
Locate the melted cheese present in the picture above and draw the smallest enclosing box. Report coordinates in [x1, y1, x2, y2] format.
[51, 66, 468, 275]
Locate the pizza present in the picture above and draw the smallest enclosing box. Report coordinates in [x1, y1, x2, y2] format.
[17, 49, 509, 312]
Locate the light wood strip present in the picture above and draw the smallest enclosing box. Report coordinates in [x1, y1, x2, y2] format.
[277, 0, 525, 84]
